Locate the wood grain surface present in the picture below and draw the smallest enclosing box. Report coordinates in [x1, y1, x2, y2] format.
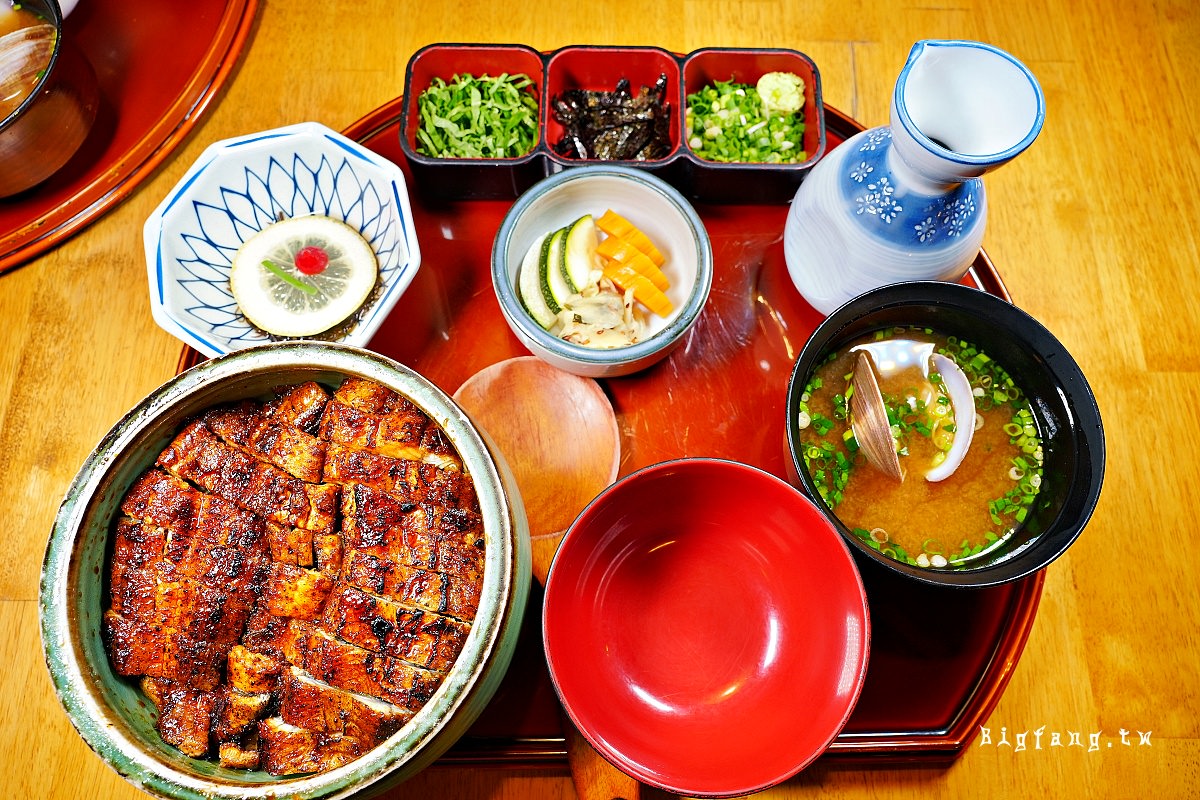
[2, 1, 1196, 798]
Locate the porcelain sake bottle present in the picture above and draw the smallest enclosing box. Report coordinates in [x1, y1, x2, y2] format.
[783, 40, 1045, 314]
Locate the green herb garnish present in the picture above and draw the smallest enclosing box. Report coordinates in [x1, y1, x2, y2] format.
[261, 260, 317, 294]
[685, 77, 806, 164]
[415, 72, 539, 159]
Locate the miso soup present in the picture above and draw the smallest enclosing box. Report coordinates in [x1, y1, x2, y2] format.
[796, 327, 1044, 568]
[0, 3, 55, 120]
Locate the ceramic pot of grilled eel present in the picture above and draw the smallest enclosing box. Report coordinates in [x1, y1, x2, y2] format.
[40, 341, 531, 800]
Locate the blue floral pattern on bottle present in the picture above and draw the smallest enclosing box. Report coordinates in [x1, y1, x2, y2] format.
[839, 128, 978, 248]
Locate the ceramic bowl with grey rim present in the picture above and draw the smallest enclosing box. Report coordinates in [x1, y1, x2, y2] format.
[491, 165, 714, 378]
[40, 341, 531, 800]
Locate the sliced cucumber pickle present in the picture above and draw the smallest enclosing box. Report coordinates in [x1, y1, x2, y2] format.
[560, 214, 599, 293]
[541, 227, 573, 310]
[518, 231, 556, 328]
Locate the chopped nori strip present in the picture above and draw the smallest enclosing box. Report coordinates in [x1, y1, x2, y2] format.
[551, 74, 673, 161]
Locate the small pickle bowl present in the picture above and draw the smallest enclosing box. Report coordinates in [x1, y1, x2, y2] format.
[143, 121, 422, 359]
[0, 0, 99, 198]
[400, 42, 546, 201]
[784, 281, 1105, 588]
[543, 458, 871, 797]
[39, 341, 532, 800]
[491, 165, 713, 378]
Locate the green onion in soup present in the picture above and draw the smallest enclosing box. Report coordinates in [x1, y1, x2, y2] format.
[796, 328, 1045, 568]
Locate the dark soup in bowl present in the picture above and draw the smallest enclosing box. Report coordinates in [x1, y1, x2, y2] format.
[0, 2, 55, 120]
[795, 326, 1043, 569]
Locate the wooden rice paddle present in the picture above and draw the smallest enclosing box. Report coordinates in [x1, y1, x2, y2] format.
[453, 357, 641, 800]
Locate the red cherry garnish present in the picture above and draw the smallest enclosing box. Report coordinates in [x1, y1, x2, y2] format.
[294, 245, 330, 275]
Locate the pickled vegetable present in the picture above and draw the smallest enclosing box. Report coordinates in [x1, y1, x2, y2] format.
[415, 72, 539, 159]
[685, 74, 807, 164]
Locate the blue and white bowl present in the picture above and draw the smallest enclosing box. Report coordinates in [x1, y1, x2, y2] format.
[143, 121, 422, 358]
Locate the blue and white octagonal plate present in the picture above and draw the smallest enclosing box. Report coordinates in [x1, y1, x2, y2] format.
[143, 121, 422, 358]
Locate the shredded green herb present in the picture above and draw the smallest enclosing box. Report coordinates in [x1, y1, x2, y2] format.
[938, 335, 1027, 413]
[415, 72, 539, 159]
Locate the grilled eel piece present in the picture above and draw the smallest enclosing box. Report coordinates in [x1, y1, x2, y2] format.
[106, 470, 268, 693]
[103, 379, 485, 774]
[157, 419, 338, 534]
[254, 666, 412, 775]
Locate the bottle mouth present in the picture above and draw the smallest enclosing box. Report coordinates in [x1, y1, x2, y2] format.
[893, 40, 1045, 165]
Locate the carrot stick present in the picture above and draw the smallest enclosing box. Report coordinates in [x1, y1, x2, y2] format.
[596, 209, 666, 266]
[602, 261, 674, 317]
[596, 235, 670, 291]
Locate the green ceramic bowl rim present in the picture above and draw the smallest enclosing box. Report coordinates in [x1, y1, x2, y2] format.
[39, 341, 530, 799]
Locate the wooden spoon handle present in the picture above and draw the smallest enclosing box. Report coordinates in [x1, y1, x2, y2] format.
[530, 530, 566, 586]
[562, 710, 642, 800]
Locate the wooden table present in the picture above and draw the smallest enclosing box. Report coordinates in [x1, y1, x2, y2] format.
[3, 1, 1196, 798]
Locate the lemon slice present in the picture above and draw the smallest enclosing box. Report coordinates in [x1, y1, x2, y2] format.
[230, 215, 379, 337]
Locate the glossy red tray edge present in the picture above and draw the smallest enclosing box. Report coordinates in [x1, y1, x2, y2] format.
[0, 0, 259, 275]
[174, 98, 1045, 768]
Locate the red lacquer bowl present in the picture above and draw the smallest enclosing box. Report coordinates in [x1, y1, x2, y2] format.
[542, 458, 870, 797]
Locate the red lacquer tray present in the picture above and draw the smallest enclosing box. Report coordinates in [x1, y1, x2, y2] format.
[178, 98, 1043, 767]
[0, 0, 258, 275]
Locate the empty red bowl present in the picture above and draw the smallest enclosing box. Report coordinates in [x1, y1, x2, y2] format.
[542, 458, 870, 797]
